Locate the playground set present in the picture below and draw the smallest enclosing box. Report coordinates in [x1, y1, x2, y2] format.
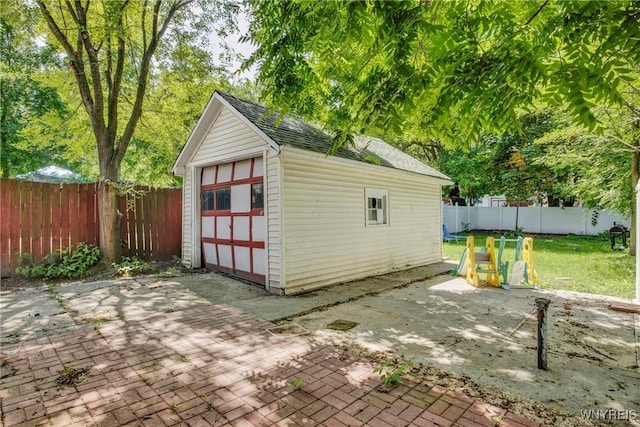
[455, 235, 540, 290]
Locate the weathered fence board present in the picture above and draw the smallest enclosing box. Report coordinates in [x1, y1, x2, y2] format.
[10, 181, 20, 266]
[0, 180, 15, 272]
[0, 178, 182, 277]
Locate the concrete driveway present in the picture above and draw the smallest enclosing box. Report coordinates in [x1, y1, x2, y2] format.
[2, 263, 639, 425]
[290, 277, 640, 419]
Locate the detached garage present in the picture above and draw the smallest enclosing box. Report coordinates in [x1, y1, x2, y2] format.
[173, 92, 451, 295]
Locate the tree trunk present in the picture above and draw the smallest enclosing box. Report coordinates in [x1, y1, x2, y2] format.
[98, 180, 122, 263]
[630, 150, 639, 257]
[98, 157, 122, 263]
[0, 81, 9, 178]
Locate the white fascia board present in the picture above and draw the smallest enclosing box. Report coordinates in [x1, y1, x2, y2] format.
[173, 92, 222, 175]
[173, 92, 281, 175]
[215, 94, 281, 153]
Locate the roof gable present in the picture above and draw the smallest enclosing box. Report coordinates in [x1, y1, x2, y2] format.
[175, 91, 450, 181]
[218, 92, 449, 180]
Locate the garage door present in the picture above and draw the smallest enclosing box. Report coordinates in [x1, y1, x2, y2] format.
[201, 157, 266, 284]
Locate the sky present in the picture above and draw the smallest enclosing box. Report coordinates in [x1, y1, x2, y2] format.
[210, 8, 258, 80]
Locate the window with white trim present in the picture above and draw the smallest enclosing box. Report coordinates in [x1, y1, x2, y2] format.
[365, 188, 389, 226]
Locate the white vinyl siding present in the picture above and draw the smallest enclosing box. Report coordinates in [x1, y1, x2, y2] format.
[181, 166, 193, 267]
[281, 147, 442, 293]
[266, 151, 283, 291]
[191, 108, 266, 164]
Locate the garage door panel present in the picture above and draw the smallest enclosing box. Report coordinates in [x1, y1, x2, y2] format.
[202, 217, 214, 238]
[231, 184, 251, 212]
[218, 245, 233, 268]
[217, 217, 231, 239]
[234, 159, 252, 180]
[234, 246, 250, 272]
[217, 163, 232, 183]
[203, 243, 217, 265]
[252, 216, 266, 242]
[253, 159, 263, 177]
[202, 167, 216, 185]
[234, 216, 250, 241]
[253, 249, 266, 275]
[201, 156, 266, 285]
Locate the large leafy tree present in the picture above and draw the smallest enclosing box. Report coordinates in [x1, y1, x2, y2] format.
[245, 0, 639, 253]
[537, 90, 639, 222]
[436, 111, 571, 207]
[34, 0, 238, 261]
[122, 44, 233, 187]
[0, 7, 67, 177]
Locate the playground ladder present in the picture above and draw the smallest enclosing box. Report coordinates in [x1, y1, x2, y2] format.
[465, 236, 500, 287]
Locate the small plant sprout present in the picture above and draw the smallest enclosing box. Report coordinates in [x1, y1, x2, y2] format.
[373, 359, 413, 388]
[92, 316, 106, 326]
[291, 378, 303, 389]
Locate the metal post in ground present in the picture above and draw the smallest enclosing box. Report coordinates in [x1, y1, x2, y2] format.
[536, 298, 551, 370]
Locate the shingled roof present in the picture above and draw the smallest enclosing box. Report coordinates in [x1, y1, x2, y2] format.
[217, 92, 450, 181]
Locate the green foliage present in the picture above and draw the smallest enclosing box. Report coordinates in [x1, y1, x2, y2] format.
[112, 257, 157, 277]
[245, 0, 639, 143]
[24, 0, 240, 185]
[373, 359, 413, 388]
[436, 110, 577, 206]
[46, 283, 68, 309]
[16, 243, 101, 280]
[536, 109, 635, 217]
[0, 6, 68, 177]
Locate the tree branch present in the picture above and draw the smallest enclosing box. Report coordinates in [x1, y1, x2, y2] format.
[525, 0, 550, 26]
[107, 0, 129, 152]
[116, 0, 193, 163]
[73, 0, 106, 136]
[36, 1, 96, 121]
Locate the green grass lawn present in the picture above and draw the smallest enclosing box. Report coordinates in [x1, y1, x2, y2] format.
[443, 233, 635, 299]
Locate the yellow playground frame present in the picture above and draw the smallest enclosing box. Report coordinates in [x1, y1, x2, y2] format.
[458, 235, 540, 289]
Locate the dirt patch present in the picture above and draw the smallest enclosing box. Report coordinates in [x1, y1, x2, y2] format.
[331, 341, 608, 427]
[0, 275, 48, 292]
[0, 259, 188, 292]
[55, 365, 89, 387]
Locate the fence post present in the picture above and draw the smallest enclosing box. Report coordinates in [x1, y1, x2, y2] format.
[584, 209, 588, 235]
[536, 298, 551, 370]
[539, 206, 543, 233]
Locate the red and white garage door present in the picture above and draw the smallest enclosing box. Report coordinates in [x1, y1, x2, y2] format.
[201, 157, 266, 284]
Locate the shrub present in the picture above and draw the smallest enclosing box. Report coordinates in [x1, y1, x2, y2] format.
[16, 243, 101, 280]
[112, 256, 156, 276]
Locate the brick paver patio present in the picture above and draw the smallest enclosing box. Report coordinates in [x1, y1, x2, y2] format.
[1, 305, 541, 426]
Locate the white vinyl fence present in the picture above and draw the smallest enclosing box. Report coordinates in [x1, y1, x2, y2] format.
[443, 205, 630, 235]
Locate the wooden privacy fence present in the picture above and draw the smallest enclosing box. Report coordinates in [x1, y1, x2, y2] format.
[0, 178, 182, 277]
